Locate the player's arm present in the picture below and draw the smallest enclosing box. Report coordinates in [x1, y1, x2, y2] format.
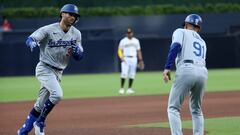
[118, 39, 126, 62]
[136, 39, 144, 70]
[118, 48, 124, 61]
[164, 42, 181, 70]
[137, 49, 145, 70]
[163, 29, 183, 83]
[163, 42, 181, 82]
[137, 50, 143, 61]
[136, 39, 143, 61]
[26, 26, 48, 52]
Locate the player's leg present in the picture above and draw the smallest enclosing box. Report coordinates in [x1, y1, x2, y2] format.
[121, 78, 125, 89]
[189, 87, 204, 135]
[126, 58, 137, 94]
[33, 64, 63, 134]
[128, 78, 134, 89]
[34, 75, 62, 135]
[167, 68, 194, 135]
[34, 99, 55, 135]
[126, 78, 135, 94]
[167, 86, 185, 135]
[189, 68, 207, 135]
[17, 86, 49, 135]
[119, 60, 129, 94]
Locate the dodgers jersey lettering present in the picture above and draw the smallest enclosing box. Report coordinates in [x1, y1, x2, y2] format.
[172, 28, 206, 67]
[119, 37, 140, 57]
[30, 22, 83, 69]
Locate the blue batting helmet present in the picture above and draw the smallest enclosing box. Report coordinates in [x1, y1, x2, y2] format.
[60, 4, 80, 17]
[184, 14, 202, 28]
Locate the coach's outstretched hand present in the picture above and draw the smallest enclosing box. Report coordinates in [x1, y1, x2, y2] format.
[72, 45, 84, 61]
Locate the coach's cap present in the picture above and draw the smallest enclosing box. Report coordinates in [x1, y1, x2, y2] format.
[126, 28, 133, 33]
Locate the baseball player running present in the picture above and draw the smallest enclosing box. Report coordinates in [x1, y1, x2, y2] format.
[163, 14, 208, 135]
[17, 4, 84, 135]
[118, 28, 144, 94]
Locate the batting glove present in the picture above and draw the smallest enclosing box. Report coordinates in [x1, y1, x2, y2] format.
[72, 45, 84, 61]
[26, 37, 37, 52]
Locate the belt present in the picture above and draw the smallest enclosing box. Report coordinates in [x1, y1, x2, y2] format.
[183, 59, 205, 67]
[43, 62, 63, 71]
[125, 56, 134, 58]
[183, 60, 194, 64]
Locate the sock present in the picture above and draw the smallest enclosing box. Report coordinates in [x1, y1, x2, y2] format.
[121, 78, 125, 88]
[19, 108, 40, 133]
[128, 78, 134, 88]
[36, 99, 55, 123]
[30, 108, 41, 118]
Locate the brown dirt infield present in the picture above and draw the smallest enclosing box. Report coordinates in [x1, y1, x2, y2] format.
[0, 91, 239, 135]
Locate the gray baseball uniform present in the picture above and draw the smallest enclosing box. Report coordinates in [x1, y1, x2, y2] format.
[30, 22, 83, 111]
[17, 4, 83, 135]
[167, 28, 208, 135]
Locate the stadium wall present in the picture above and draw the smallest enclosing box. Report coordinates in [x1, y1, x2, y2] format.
[0, 13, 239, 76]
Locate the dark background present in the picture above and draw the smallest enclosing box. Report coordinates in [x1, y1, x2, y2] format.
[0, 13, 240, 76]
[1, 0, 239, 8]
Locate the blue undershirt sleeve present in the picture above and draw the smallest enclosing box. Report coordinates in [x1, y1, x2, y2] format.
[164, 42, 182, 70]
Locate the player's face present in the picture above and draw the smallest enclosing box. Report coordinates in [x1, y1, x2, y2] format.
[127, 32, 133, 39]
[61, 12, 77, 26]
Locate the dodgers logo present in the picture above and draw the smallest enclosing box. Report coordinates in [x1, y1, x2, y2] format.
[48, 39, 77, 47]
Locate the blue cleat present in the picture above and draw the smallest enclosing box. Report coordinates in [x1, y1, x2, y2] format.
[17, 114, 37, 135]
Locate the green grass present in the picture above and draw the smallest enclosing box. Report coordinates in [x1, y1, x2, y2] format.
[133, 117, 240, 135]
[0, 68, 240, 102]
[0, 68, 240, 134]
[205, 68, 240, 92]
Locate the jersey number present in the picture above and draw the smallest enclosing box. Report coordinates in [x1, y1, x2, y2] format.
[193, 42, 205, 58]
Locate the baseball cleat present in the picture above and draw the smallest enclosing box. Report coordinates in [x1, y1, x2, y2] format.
[33, 121, 45, 135]
[126, 88, 135, 94]
[119, 88, 125, 94]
